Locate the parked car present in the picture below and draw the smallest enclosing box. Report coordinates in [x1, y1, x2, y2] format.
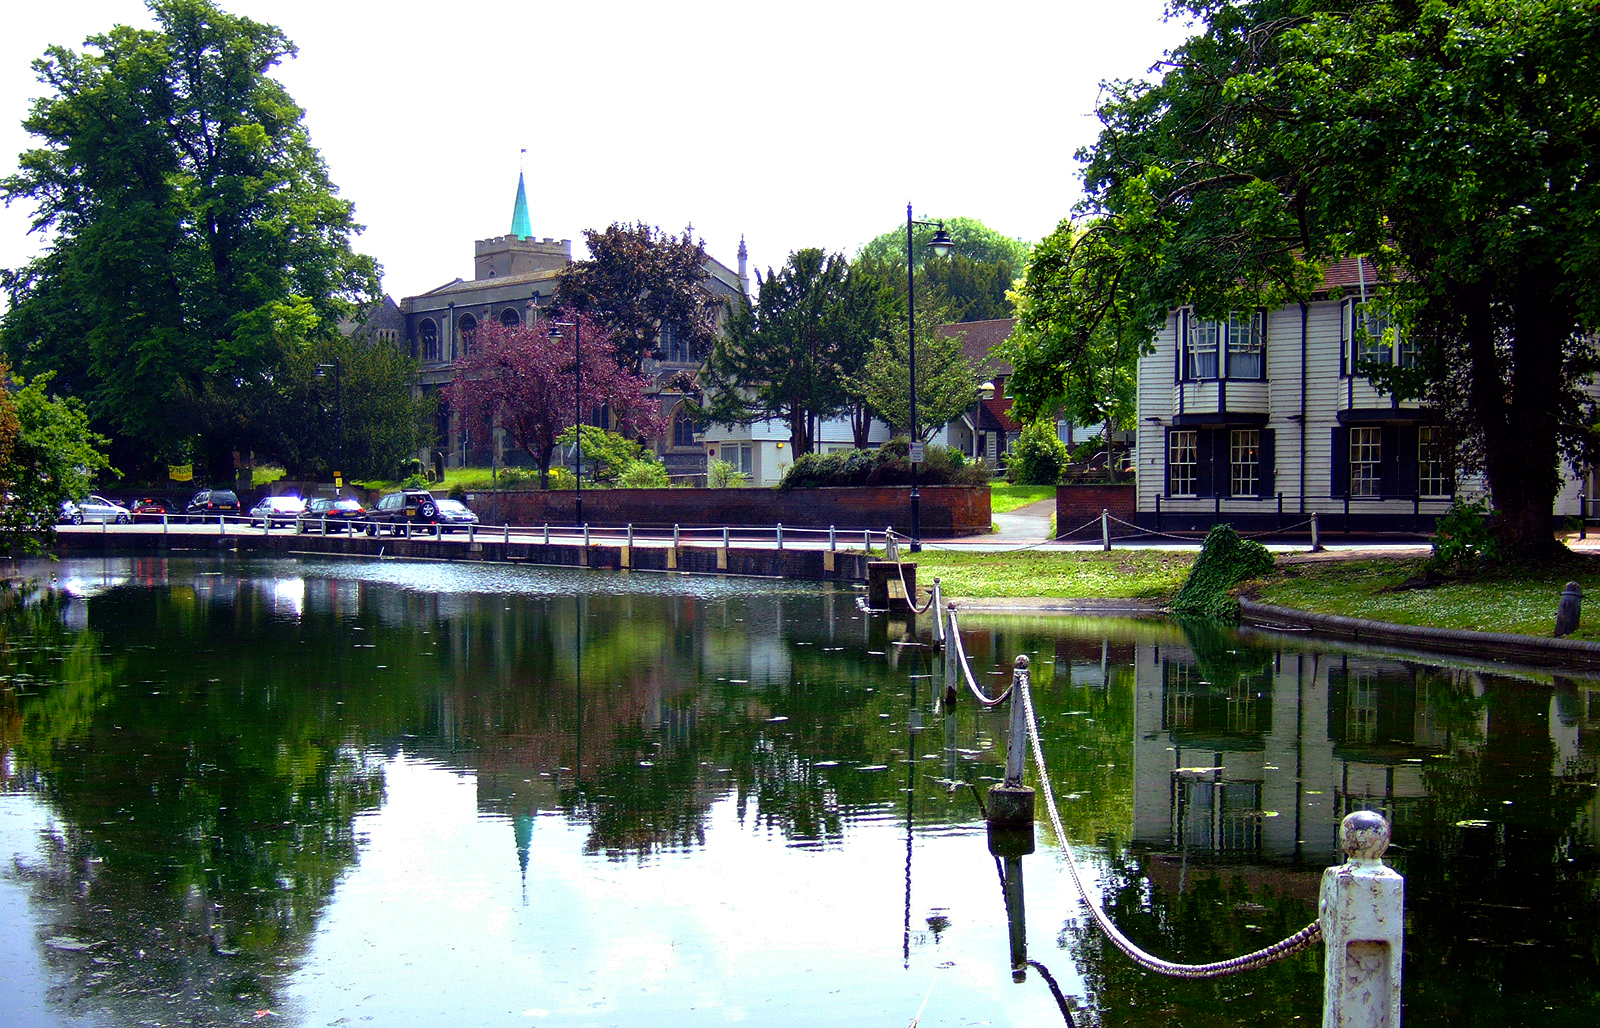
[130, 497, 176, 520]
[74, 494, 132, 524]
[248, 495, 307, 528]
[365, 488, 442, 536]
[186, 489, 241, 517]
[297, 496, 366, 533]
[434, 498, 480, 533]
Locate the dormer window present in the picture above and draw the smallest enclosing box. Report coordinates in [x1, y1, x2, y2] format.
[1180, 310, 1265, 381]
[1341, 298, 1412, 373]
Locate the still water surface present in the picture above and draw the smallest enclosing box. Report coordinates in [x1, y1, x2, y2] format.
[0, 555, 1595, 1027]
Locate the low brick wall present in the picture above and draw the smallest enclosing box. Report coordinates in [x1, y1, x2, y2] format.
[465, 485, 991, 537]
[1055, 483, 1136, 538]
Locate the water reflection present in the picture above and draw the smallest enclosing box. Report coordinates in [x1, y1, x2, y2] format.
[0, 559, 1594, 1027]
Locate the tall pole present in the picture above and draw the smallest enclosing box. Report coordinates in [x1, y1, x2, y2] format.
[574, 317, 583, 527]
[334, 358, 343, 497]
[906, 203, 921, 553]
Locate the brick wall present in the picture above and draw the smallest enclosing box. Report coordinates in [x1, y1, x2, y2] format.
[1055, 483, 1136, 538]
[465, 486, 991, 537]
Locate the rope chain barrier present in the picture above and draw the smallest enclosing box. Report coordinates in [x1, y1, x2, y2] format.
[1015, 666, 1324, 977]
[880, 536, 937, 614]
[946, 608, 1011, 707]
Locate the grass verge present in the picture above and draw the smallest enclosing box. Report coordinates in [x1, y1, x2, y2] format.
[908, 548, 1192, 600]
[1250, 550, 1600, 641]
[990, 483, 1055, 514]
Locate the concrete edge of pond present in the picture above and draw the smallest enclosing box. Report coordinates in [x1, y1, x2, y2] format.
[944, 596, 1167, 615]
[1239, 597, 1600, 671]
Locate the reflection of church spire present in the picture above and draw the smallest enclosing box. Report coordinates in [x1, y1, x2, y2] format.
[515, 811, 534, 903]
[510, 152, 533, 240]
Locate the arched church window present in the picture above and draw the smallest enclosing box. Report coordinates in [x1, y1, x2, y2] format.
[458, 313, 478, 355]
[419, 318, 439, 362]
[499, 308, 521, 328]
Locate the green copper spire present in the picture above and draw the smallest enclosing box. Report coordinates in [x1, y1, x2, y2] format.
[510, 169, 532, 240]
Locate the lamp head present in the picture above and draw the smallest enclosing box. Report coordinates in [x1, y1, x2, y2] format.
[927, 223, 954, 259]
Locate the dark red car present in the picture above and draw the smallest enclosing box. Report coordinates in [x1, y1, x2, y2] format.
[297, 496, 367, 533]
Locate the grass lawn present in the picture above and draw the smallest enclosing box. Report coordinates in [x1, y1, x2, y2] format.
[990, 483, 1055, 514]
[908, 548, 1193, 599]
[1250, 550, 1600, 641]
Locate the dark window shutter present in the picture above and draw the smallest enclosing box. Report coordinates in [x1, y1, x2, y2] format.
[1196, 429, 1216, 497]
[1397, 425, 1419, 499]
[1175, 310, 1185, 382]
[1331, 426, 1350, 497]
[1259, 429, 1276, 497]
[1339, 299, 1352, 378]
[1380, 424, 1400, 498]
[1163, 427, 1173, 496]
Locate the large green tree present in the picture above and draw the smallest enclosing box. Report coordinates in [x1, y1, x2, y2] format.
[555, 222, 723, 374]
[857, 216, 1030, 324]
[1000, 218, 1150, 435]
[701, 249, 886, 455]
[1074, 0, 1600, 555]
[0, 0, 379, 480]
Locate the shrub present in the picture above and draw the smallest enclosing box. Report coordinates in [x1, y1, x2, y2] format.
[1070, 435, 1105, 464]
[1171, 524, 1276, 621]
[401, 473, 430, 490]
[497, 467, 535, 487]
[547, 467, 575, 490]
[1429, 496, 1498, 573]
[777, 439, 989, 489]
[448, 483, 467, 501]
[1008, 421, 1070, 485]
[616, 460, 670, 488]
[708, 458, 748, 488]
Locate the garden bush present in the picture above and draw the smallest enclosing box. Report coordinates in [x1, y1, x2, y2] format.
[1007, 421, 1070, 485]
[778, 439, 989, 490]
[1171, 524, 1276, 621]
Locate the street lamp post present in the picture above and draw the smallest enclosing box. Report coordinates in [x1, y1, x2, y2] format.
[905, 205, 953, 553]
[549, 317, 583, 526]
[315, 359, 343, 495]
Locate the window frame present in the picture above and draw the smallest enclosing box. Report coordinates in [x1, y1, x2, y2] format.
[1169, 429, 1199, 496]
[1349, 425, 1382, 497]
[1229, 428, 1260, 498]
[1179, 308, 1266, 381]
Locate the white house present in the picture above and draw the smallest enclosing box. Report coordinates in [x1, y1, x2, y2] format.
[1133, 257, 1590, 533]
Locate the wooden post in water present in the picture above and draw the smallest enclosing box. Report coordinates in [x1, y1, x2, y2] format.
[987, 656, 1036, 856]
[1321, 811, 1403, 1028]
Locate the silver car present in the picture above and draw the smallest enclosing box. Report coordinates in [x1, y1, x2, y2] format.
[74, 494, 132, 524]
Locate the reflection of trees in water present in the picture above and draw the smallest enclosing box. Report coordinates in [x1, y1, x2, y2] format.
[1060, 852, 1321, 1028]
[5, 581, 392, 1024]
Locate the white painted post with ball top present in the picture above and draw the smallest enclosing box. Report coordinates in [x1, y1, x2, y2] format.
[1321, 810, 1403, 1028]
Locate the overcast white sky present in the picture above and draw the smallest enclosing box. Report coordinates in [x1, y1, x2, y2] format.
[0, 1, 1193, 304]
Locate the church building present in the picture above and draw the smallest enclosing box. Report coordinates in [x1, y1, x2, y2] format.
[396, 173, 748, 479]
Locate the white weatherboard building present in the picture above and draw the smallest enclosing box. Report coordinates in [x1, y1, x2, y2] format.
[1134, 257, 1590, 533]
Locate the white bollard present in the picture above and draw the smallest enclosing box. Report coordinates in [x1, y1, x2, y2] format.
[1005, 656, 1030, 785]
[776, 523, 783, 550]
[219, 515, 225, 536]
[723, 526, 730, 549]
[583, 523, 590, 548]
[627, 523, 634, 548]
[673, 523, 680, 548]
[1101, 508, 1111, 551]
[1321, 811, 1403, 1028]
[829, 525, 836, 551]
[932, 579, 945, 649]
[1311, 512, 1323, 552]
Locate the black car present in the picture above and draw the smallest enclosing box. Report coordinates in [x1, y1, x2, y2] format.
[186, 489, 241, 517]
[297, 497, 366, 533]
[434, 498, 480, 533]
[365, 489, 442, 536]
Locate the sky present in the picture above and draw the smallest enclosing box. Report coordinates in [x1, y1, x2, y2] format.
[0, 0, 1195, 305]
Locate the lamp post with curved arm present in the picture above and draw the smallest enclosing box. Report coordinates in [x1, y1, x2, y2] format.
[905, 205, 954, 552]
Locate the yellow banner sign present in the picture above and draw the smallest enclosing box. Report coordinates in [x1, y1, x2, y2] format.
[168, 464, 193, 482]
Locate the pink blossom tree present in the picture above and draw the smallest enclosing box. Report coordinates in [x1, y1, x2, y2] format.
[445, 316, 664, 487]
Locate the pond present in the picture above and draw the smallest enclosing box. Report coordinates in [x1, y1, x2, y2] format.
[0, 555, 1595, 1027]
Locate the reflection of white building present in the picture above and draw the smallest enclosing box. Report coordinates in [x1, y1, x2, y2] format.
[1132, 642, 1500, 864]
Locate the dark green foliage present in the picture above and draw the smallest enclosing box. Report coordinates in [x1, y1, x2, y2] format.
[1429, 496, 1499, 573]
[1171, 524, 1276, 621]
[778, 440, 989, 490]
[1, 1, 379, 480]
[1006, 420, 1070, 485]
